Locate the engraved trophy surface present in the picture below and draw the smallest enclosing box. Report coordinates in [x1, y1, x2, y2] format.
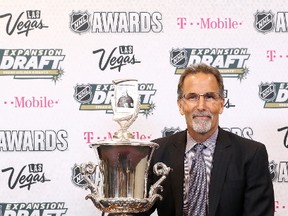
[80, 79, 171, 216]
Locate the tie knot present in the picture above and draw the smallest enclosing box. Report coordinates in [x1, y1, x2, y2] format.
[193, 143, 206, 153]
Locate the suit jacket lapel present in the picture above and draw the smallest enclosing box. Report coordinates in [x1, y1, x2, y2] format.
[170, 130, 187, 216]
[208, 128, 232, 216]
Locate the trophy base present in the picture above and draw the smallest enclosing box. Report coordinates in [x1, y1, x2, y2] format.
[87, 195, 161, 214]
[107, 214, 133, 216]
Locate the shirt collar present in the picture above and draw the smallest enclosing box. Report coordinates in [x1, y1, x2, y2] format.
[185, 129, 218, 154]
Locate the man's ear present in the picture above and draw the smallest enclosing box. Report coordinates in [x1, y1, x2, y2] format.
[177, 100, 184, 115]
[219, 98, 225, 114]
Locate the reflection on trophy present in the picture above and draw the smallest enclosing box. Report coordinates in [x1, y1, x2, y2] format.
[80, 79, 171, 215]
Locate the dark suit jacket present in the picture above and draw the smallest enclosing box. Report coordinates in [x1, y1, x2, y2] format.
[140, 128, 274, 216]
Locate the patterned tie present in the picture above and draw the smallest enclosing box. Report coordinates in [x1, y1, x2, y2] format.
[188, 143, 207, 216]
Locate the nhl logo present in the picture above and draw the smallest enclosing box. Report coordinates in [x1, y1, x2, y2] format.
[254, 11, 274, 33]
[71, 164, 99, 188]
[161, 127, 181, 137]
[74, 84, 93, 103]
[259, 82, 276, 102]
[170, 49, 188, 68]
[70, 11, 91, 33]
[71, 164, 90, 188]
[269, 161, 277, 181]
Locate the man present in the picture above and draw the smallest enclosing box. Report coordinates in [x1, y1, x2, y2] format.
[140, 63, 274, 216]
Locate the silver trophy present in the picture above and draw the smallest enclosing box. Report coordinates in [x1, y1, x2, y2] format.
[80, 79, 171, 215]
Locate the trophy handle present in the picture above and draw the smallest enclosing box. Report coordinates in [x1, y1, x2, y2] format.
[80, 162, 98, 194]
[148, 162, 171, 198]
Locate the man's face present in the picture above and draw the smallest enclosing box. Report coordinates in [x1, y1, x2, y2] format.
[177, 72, 224, 137]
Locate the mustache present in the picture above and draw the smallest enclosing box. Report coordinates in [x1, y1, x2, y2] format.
[192, 111, 213, 118]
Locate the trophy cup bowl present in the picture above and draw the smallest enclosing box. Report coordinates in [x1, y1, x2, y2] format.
[81, 140, 170, 215]
[80, 79, 171, 215]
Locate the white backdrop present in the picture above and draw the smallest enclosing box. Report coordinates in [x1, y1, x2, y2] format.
[0, 0, 287, 215]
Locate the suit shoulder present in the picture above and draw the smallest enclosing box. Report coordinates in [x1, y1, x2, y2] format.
[220, 128, 265, 150]
[152, 130, 186, 145]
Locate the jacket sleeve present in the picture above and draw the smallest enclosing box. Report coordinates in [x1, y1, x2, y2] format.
[243, 144, 275, 216]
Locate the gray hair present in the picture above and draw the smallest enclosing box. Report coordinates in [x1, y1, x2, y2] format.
[177, 63, 224, 100]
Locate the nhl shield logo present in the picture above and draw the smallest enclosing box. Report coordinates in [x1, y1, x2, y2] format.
[74, 84, 93, 103]
[259, 82, 276, 102]
[161, 127, 181, 137]
[269, 161, 277, 181]
[70, 11, 91, 33]
[71, 164, 99, 188]
[170, 49, 188, 68]
[71, 164, 89, 188]
[254, 11, 274, 33]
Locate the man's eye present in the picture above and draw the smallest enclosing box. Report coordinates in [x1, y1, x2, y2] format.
[205, 93, 215, 99]
[205, 92, 219, 100]
[187, 93, 198, 100]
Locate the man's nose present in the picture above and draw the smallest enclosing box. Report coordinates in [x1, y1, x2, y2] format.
[196, 95, 206, 109]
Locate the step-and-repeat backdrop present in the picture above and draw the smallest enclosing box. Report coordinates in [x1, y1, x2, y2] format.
[1, 0, 287, 215]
